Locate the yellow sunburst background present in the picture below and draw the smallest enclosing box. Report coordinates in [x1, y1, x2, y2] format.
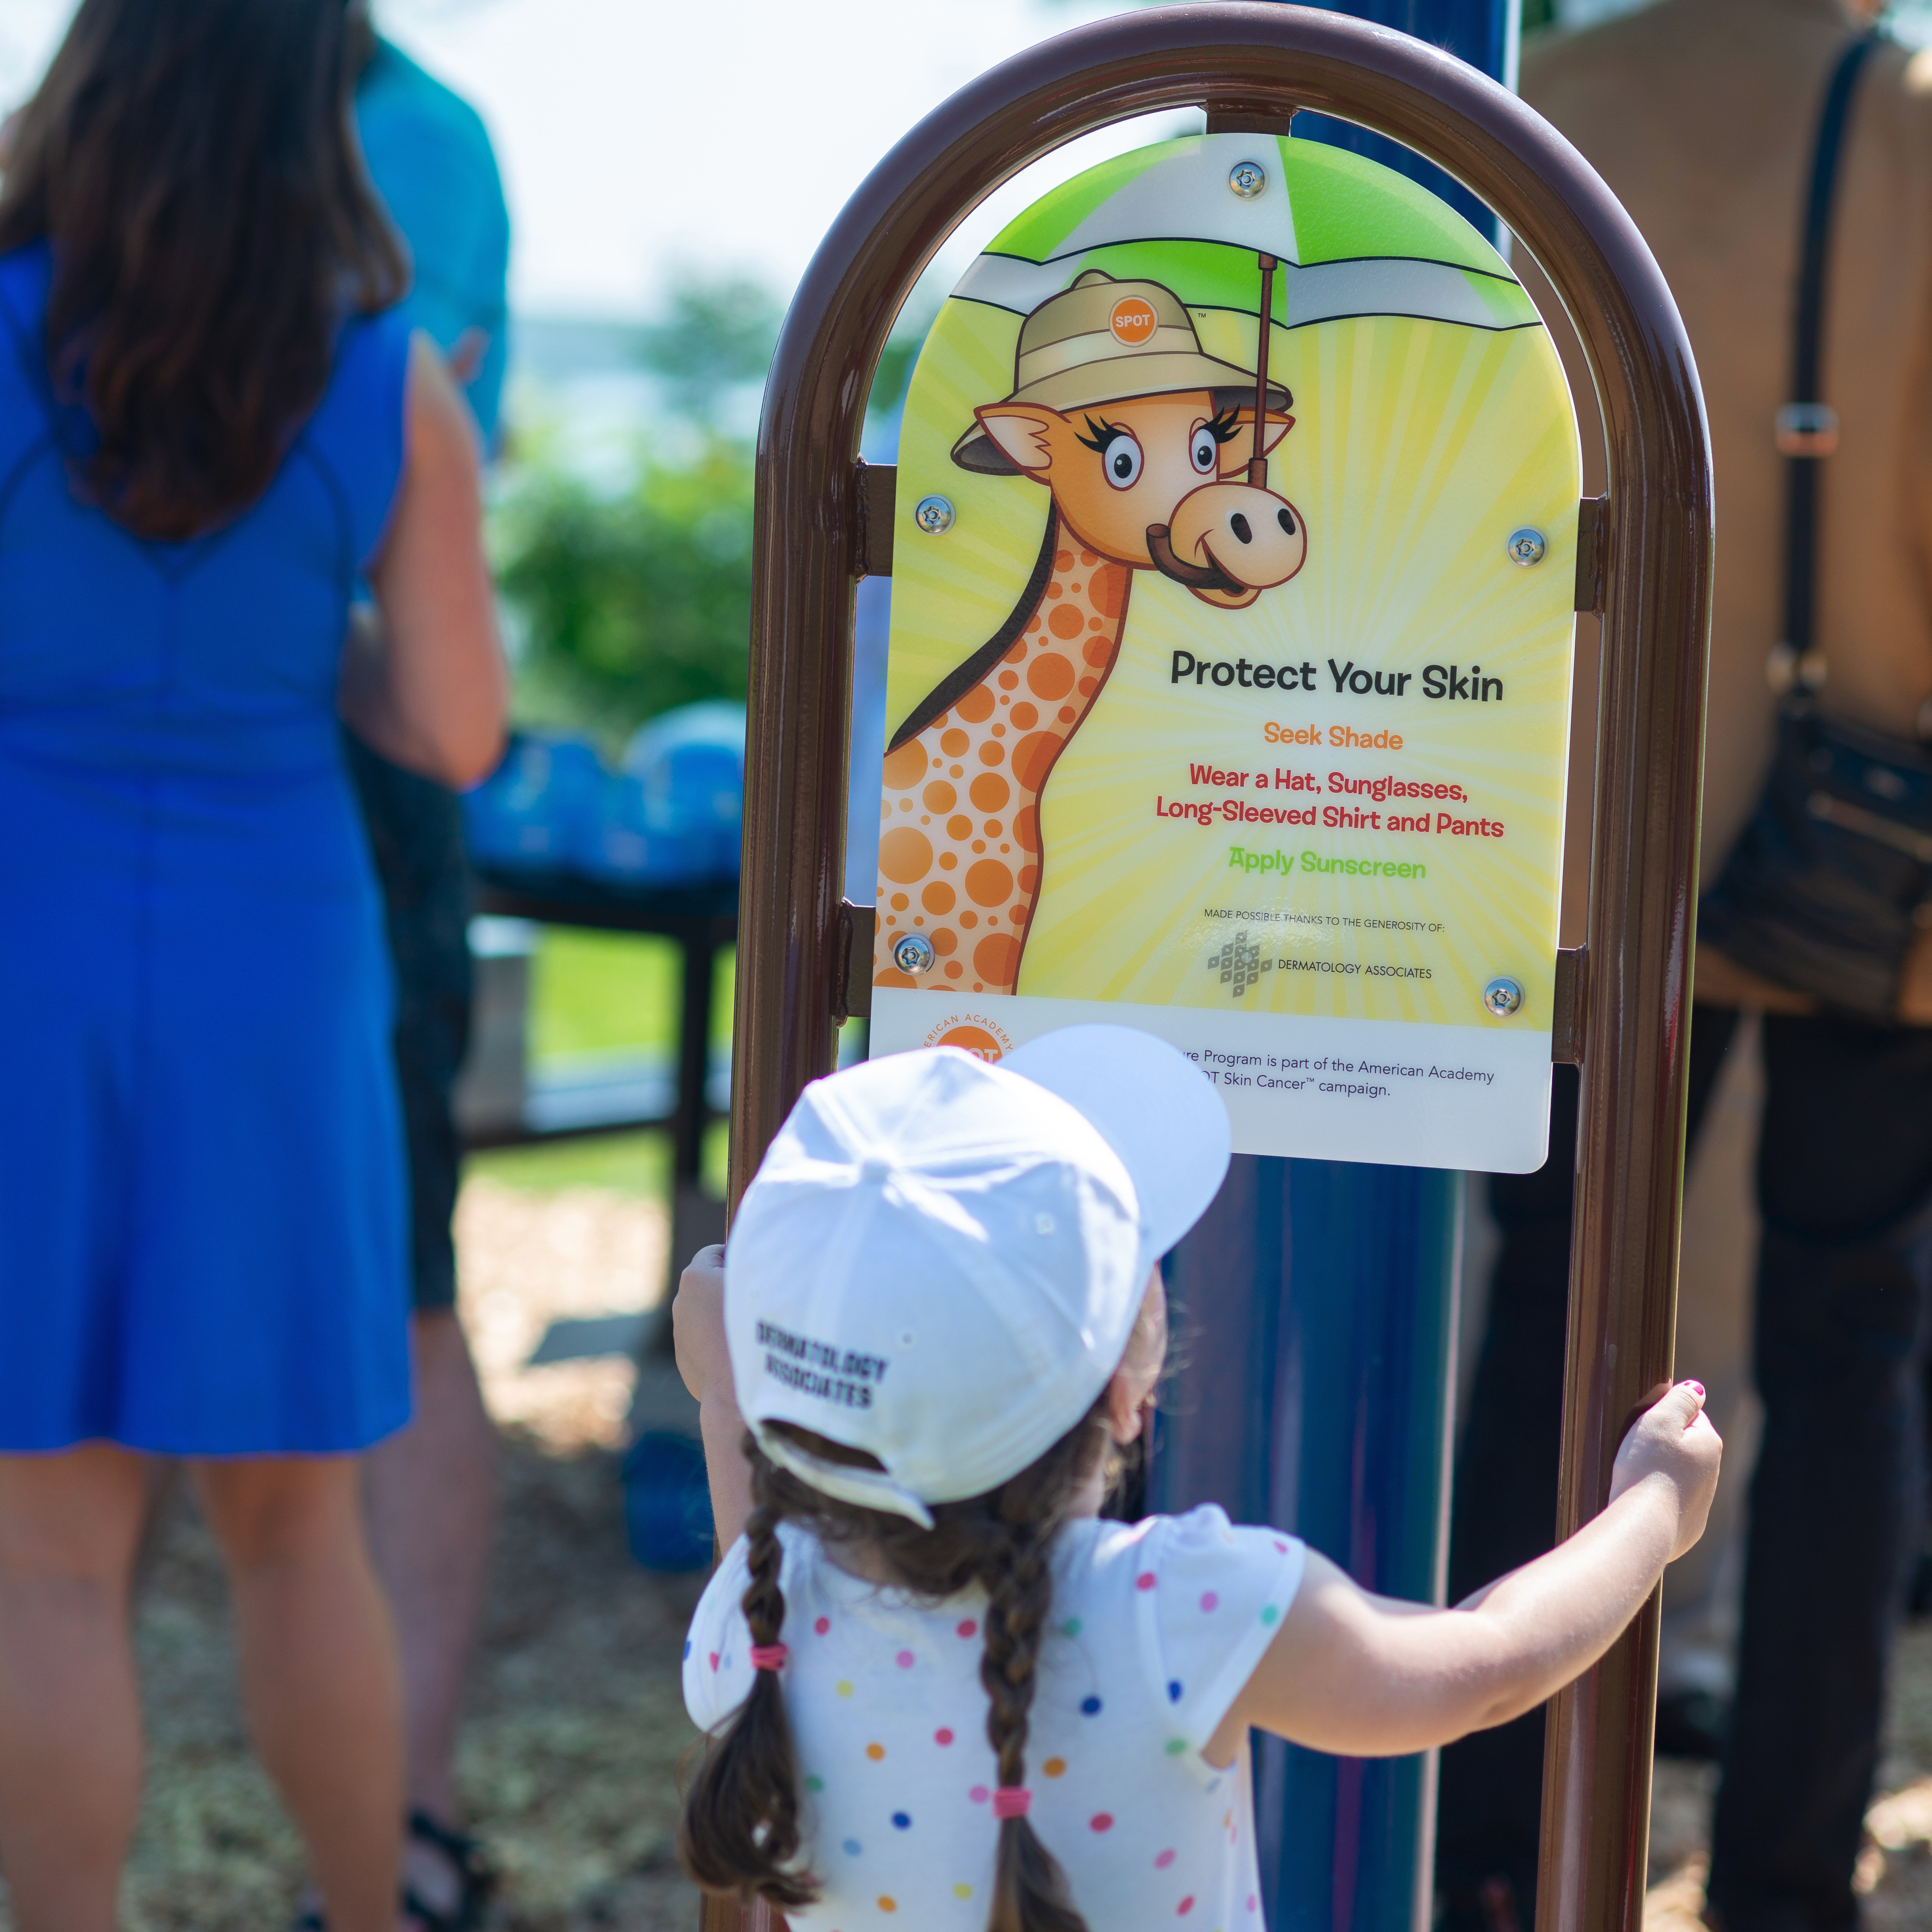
[884, 278, 1580, 1030]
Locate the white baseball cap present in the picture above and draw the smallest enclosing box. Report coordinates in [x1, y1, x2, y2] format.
[724, 1025, 1231, 1527]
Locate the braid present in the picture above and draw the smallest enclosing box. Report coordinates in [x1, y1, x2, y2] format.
[980, 1513, 1051, 1787]
[979, 1506, 1090, 1932]
[679, 1400, 1111, 1927]
[676, 1461, 816, 1910]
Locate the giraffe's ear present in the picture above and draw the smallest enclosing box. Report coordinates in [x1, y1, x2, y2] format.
[1215, 409, 1295, 474]
[1256, 411, 1294, 458]
[974, 403, 1062, 474]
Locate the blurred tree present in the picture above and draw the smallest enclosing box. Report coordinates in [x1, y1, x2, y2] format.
[495, 267, 933, 744]
[494, 435, 755, 740]
[636, 267, 786, 427]
[492, 271, 775, 741]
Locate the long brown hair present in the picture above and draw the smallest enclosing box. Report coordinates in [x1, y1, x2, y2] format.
[679, 1408, 1118, 1932]
[0, 0, 407, 541]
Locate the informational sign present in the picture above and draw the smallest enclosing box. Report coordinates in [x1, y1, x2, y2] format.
[869, 132, 1580, 1172]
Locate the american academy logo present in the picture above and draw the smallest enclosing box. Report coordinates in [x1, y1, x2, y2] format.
[923, 1013, 1015, 1062]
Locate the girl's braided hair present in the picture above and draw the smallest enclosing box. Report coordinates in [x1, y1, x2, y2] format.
[678, 1398, 1118, 1931]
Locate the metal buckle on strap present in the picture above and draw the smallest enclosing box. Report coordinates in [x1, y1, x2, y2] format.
[1807, 789, 1932, 864]
[1775, 402, 1840, 456]
[1767, 641, 1827, 693]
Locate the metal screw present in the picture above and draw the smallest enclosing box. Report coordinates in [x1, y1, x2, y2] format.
[1483, 977, 1524, 1017]
[914, 495, 954, 535]
[892, 931, 936, 975]
[1506, 526, 1547, 567]
[1229, 160, 1267, 199]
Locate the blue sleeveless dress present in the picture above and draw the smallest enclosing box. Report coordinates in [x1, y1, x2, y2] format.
[0, 242, 413, 1455]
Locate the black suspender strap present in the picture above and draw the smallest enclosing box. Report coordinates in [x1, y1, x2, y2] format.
[1779, 35, 1879, 680]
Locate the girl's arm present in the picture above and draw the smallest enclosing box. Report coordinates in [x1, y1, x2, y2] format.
[673, 1245, 755, 1548]
[346, 333, 508, 787]
[1207, 1382, 1721, 1763]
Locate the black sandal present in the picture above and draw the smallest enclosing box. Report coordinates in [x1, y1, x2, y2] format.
[402, 1808, 497, 1932]
[285, 1812, 496, 1932]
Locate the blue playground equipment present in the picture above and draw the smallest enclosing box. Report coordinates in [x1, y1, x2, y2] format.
[1144, 8, 1519, 1930]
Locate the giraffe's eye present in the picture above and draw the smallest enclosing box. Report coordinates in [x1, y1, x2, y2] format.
[1190, 425, 1218, 473]
[1100, 431, 1143, 490]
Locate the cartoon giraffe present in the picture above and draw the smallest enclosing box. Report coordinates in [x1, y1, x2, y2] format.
[876, 268, 1307, 996]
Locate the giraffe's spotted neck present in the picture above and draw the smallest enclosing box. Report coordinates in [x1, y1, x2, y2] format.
[876, 540, 1134, 997]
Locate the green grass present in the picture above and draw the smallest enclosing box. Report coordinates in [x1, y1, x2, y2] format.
[463, 930, 736, 1199]
[464, 1129, 670, 1198]
[526, 929, 736, 1062]
[465, 1121, 730, 1200]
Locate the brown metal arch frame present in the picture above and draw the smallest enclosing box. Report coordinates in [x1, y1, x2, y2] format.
[724, 6, 1714, 1931]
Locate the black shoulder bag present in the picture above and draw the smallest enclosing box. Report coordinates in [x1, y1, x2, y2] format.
[1697, 33, 1932, 1023]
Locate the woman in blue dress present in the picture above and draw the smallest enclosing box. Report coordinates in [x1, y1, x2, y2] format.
[0, 1, 506, 1927]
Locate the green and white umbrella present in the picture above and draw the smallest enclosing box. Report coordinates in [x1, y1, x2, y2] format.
[952, 130, 1538, 335]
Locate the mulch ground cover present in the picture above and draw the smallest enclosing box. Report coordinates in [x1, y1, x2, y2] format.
[89, 1434, 706, 1932]
[88, 1449, 1932, 1930]
[8, 1130, 1932, 1932]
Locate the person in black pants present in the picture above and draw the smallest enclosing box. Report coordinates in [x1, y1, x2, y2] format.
[1437, 1009, 1932, 1932]
[343, 726, 501, 1929]
[1446, 2, 1932, 1925]
[345, 26, 510, 1928]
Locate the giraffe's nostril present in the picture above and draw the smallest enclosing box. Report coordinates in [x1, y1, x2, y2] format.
[1230, 513, 1253, 545]
[1278, 507, 1297, 536]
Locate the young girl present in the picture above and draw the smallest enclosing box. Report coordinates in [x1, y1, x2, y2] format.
[674, 1026, 1719, 1931]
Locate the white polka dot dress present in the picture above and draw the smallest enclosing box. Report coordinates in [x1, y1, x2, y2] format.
[685, 1507, 1305, 1929]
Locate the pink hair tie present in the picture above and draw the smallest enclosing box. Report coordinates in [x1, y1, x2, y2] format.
[749, 1643, 789, 1674]
[991, 1786, 1031, 1821]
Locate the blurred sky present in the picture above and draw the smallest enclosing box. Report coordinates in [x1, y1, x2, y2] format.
[15, 0, 1917, 323]
[0, 0, 1204, 320]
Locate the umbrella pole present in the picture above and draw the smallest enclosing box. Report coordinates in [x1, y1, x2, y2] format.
[1248, 250, 1277, 487]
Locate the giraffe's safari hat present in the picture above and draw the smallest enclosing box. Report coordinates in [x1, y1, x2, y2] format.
[722, 1026, 1231, 1527]
[952, 269, 1290, 475]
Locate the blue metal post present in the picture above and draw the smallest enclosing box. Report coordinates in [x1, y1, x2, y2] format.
[1147, 8, 1520, 1930]
[1291, 0, 1519, 240]
[1152, 1156, 1463, 1931]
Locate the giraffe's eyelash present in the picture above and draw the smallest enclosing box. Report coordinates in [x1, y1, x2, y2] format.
[1204, 409, 1243, 445]
[1076, 415, 1130, 454]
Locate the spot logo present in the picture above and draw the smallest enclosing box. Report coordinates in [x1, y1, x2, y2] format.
[1108, 296, 1158, 346]
[922, 1014, 1014, 1063]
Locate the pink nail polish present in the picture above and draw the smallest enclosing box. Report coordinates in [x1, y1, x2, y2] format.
[1685, 1380, 1705, 1398]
